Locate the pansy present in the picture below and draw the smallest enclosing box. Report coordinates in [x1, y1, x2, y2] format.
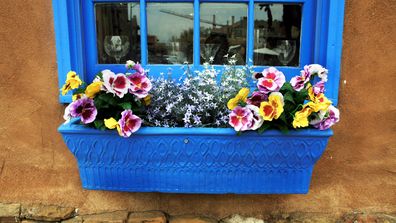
[246, 105, 264, 130]
[290, 68, 311, 91]
[105, 110, 142, 137]
[306, 64, 328, 82]
[118, 109, 142, 137]
[227, 88, 250, 110]
[312, 80, 325, 95]
[257, 67, 285, 94]
[307, 86, 332, 112]
[259, 92, 284, 121]
[228, 106, 253, 132]
[246, 91, 268, 107]
[102, 69, 130, 98]
[68, 97, 97, 124]
[125, 60, 135, 70]
[128, 73, 152, 98]
[85, 81, 103, 99]
[292, 105, 314, 128]
[310, 105, 340, 130]
[61, 71, 82, 95]
[132, 63, 145, 74]
[72, 93, 83, 101]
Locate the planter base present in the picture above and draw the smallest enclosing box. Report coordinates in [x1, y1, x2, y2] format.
[59, 121, 332, 194]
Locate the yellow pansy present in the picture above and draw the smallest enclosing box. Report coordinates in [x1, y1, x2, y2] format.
[143, 95, 151, 106]
[259, 92, 284, 121]
[292, 105, 313, 128]
[307, 85, 332, 112]
[61, 71, 83, 95]
[227, 88, 250, 110]
[85, 81, 102, 98]
[104, 118, 122, 136]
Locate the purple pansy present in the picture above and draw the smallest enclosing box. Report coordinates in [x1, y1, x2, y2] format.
[290, 68, 311, 91]
[68, 97, 97, 124]
[246, 91, 268, 107]
[312, 80, 325, 95]
[310, 105, 340, 130]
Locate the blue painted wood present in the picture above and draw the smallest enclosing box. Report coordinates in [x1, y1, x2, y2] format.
[246, 0, 254, 66]
[193, 0, 200, 68]
[59, 119, 333, 194]
[52, 0, 74, 103]
[140, 0, 148, 65]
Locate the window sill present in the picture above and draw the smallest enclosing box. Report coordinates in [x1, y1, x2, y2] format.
[58, 119, 333, 194]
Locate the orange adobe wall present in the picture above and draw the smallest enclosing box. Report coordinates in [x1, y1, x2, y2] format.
[0, 0, 395, 217]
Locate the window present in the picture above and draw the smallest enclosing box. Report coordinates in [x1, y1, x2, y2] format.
[52, 0, 345, 104]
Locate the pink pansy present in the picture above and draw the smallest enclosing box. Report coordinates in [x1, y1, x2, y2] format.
[102, 69, 130, 98]
[290, 68, 311, 91]
[310, 105, 340, 130]
[118, 109, 142, 137]
[246, 105, 264, 130]
[306, 64, 328, 82]
[68, 97, 97, 124]
[312, 80, 325, 95]
[128, 73, 152, 98]
[132, 63, 145, 75]
[257, 67, 286, 94]
[229, 106, 253, 132]
[246, 91, 268, 107]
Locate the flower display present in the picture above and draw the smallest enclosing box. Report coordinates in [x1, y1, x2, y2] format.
[61, 58, 339, 136]
[226, 64, 339, 133]
[257, 67, 285, 93]
[61, 60, 151, 137]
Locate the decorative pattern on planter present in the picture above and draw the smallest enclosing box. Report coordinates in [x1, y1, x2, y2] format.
[59, 121, 332, 194]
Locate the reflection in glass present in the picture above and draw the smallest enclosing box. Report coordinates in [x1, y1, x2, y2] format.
[147, 3, 193, 64]
[254, 4, 301, 66]
[200, 3, 247, 65]
[95, 3, 140, 64]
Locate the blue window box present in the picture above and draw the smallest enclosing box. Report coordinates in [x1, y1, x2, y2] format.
[59, 119, 332, 194]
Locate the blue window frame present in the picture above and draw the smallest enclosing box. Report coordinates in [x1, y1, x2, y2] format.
[52, 0, 345, 104]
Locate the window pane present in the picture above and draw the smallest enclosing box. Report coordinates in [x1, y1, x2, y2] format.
[147, 3, 193, 64]
[254, 4, 302, 66]
[95, 3, 140, 64]
[200, 3, 247, 65]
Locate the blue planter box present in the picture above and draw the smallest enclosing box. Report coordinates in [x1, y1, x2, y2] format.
[58, 120, 332, 194]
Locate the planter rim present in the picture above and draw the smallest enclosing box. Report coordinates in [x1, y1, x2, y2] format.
[58, 118, 333, 137]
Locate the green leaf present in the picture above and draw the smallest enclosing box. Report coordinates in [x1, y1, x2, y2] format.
[284, 92, 295, 104]
[93, 120, 104, 130]
[119, 102, 132, 110]
[258, 122, 271, 134]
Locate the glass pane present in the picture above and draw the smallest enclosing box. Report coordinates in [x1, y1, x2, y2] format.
[254, 4, 302, 66]
[147, 3, 194, 64]
[95, 3, 140, 64]
[200, 3, 247, 65]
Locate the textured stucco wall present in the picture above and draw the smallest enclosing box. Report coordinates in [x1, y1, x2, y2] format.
[0, 0, 395, 218]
